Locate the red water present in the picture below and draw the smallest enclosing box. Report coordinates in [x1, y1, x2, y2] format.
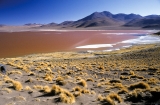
[0, 30, 149, 58]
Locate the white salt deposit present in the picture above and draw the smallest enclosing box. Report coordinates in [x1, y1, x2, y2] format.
[76, 44, 113, 48]
[121, 35, 160, 44]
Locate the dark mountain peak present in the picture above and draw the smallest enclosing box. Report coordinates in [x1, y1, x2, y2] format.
[101, 11, 113, 18]
[77, 11, 108, 21]
[58, 21, 74, 26]
[48, 22, 57, 25]
[40, 22, 57, 27]
[124, 13, 142, 20]
[145, 15, 160, 19]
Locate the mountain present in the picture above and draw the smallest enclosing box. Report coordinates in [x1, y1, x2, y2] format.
[124, 17, 160, 28]
[113, 13, 142, 22]
[70, 11, 144, 28]
[37, 11, 160, 29]
[145, 15, 160, 19]
[71, 12, 121, 28]
[58, 21, 74, 26]
[40, 22, 58, 27]
[0, 24, 5, 27]
[24, 23, 42, 26]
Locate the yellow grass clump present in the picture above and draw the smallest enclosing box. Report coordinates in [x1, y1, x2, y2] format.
[12, 80, 23, 91]
[3, 88, 12, 93]
[3, 76, 13, 83]
[33, 85, 43, 90]
[50, 85, 63, 95]
[73, 91, 82, 97]
[97, 92, 122, 105]
[24, 86, 32, 91]
[86, 78, 94, 82]
[8, 70, 22, 75]
[128, 82, 150, 90]
[78, 79, 87, 87]
[56, 76, 66, 85]
[44, 74, 53, 81]
[118, 88, 129, 94]
[97, 94, 104, 101]
[43, 85, 51, 93]
[60, 90, 75, 104]
[73, 86, 82, 92]
[147, 77, 159, 85]
[105, 92, 123, 105]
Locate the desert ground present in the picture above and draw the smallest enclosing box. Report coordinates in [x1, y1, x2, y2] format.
[0, 42, 160, 105]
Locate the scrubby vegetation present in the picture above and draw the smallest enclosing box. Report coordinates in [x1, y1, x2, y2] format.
[0, 44, 160, 104]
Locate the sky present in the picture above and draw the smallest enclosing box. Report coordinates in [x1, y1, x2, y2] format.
[0, 0, 160, 25]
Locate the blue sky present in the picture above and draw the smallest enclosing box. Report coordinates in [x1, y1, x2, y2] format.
[0, 0, 160, 25]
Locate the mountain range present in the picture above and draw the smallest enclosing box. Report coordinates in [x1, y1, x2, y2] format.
[1, 11, 160, 30]
[39, 11, 160, 29]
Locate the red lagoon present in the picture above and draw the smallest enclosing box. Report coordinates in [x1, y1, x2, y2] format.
[0, 30, 150, 58]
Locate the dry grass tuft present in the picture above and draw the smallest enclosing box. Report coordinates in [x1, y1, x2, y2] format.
[78, 79, 87, 87]
[86, 78, 94, 82]
[3, 76, 13, 83]
[118, 88, 128, 94]
[73, 86, 82, 92]
[50, 85, 62, 95]
[8, 70, 22, 75]
[24, 86, 32, 91]
[43, 85, 51, 93]
[147, 77, 159, 85]
[97, 94, 104, 101]
[73, 91, 82, 97]
[97, 92, 122, 105]
[103, 92, 123, 105]
[12, 80, 23, 91]
[3, 88, 12, 93]
[128, 82, 150, 90]
[60, 91, 75, 104]
[126, 89, 144, 102]
[33, 85, 43, 90]
[44, 73, 53, 81]
[56, 76, 66, 85]
[108, 92, 123, 103]
[113, 83, 124, 89]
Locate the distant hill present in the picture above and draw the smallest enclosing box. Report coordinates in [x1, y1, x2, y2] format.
[24, 23, 42, 26]
[124, 17, 160, 29]
[0, 24, 5, 27]
[58, 21, 74, 26]
[113, 13, 142, 22]
[40, 22, 57, 27]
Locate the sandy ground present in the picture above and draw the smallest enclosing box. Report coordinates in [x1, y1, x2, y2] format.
[0, 43, 160, 105]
